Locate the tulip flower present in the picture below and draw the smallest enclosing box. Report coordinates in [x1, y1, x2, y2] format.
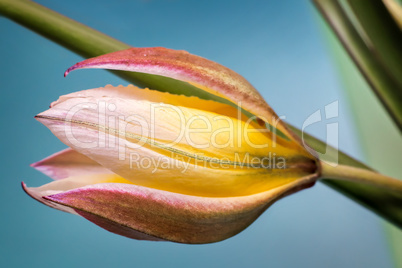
[24, 47, 322, 243]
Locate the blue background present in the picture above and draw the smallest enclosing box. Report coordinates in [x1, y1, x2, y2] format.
[0, 0, 393, 267]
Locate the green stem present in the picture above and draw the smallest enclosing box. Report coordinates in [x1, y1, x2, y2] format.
[321, 161, 402, 194]
[0, 0, 130, 56]
[0, 0, 170, 90]
[291, 127, 402, 229]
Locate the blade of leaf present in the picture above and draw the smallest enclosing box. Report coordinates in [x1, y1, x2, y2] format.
[313, 0, 402, 132]
[317, 12, 402, 266]
[1, 0, 401, 227]
[383, 0, 402, 30]
[346, 0, 402, 87]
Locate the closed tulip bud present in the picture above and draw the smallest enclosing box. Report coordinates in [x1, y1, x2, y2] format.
[24, 47, 320, 244]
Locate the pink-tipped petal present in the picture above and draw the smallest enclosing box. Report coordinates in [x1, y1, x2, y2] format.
[31, 148, 112, 180]
[42, 175, 316, 244]
[64, 47, 282, 132]
[22, 179, 163, 242]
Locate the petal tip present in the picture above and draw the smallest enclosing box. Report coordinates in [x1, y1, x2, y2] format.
[64, 61, 84, 77]
[64, 66, 74, 77]
[21, 181, 36, 199]
[21, 181, 27, 191]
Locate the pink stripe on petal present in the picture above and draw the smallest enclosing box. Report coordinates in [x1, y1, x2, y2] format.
[64, 47, 280, 130]
[43, 175, 316, 244]
[76, 210, 166, 242]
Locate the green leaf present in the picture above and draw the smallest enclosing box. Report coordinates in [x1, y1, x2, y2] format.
[313, 0, 402, 132]
[1, 0, 401, 228]
[383, 0, 402, 30]
[317, 8, 402, 265]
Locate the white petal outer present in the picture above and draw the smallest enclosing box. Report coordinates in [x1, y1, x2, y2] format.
[50, 84, 264, 127]
[36, 174, 317, 244]
[31, 148, 112, 180]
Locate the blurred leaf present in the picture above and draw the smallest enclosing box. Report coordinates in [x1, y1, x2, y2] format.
[1, 0, 402, 228]
[315, 3, 402, 265]
[313, 0, 402, 132]
[383, 0, 402, 30]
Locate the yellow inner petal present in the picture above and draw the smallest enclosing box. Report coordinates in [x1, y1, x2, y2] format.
[36, 169, 314, 198]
